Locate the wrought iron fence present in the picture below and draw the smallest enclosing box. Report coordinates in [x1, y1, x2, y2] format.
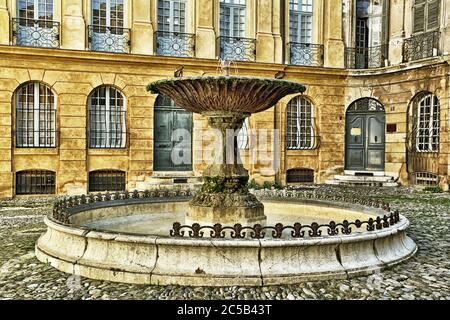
[345, 45, 388, 69]
[217, 36, 256, 62]
[288, 43, 324, 67]
[403, 31, 440, 63]
[154, 31, 195, 57]
[87, 25, 131, 53]
[11, 18, 60, 48]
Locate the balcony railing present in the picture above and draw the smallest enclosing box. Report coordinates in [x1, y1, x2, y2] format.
[11, 18, 60, 48]
[403, 31, 440, 63]
[345, 45, 388, 69]
[217, 36, 256, 62]
[154, 31, 195, 57]
[87, 25, 131, 53]
[288, 43, 324, 67]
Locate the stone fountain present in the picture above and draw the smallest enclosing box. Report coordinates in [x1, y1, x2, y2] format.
[146, 76, 306, 226]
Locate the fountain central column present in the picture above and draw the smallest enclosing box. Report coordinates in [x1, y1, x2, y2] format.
[186, 111, 266, 226]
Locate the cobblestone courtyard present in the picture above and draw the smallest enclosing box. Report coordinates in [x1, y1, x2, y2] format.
[0, 186, 449, 300]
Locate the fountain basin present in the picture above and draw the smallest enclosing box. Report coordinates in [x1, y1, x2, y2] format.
[35, 192, 417, 286]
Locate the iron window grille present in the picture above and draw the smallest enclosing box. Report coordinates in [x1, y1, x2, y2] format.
[16, 170, 55, 194]
[89, 86, 127, 149]
[345, 45, 388, 69]
[88, 170, 126, 192]
[288, 43, 323, 66]
[88, 0, 129, 53]
[411, 172, 439, 186]
[403, 31, 440, 62]
[286, 97, 319, 150]
[154, 31, 195, 57]
[286, 168, 314, 183]
[15, 82, 57, 148]
[411, 93, 440, 153]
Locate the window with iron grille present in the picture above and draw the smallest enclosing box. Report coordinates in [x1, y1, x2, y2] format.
[88, 170, 125, 192]
[412, 172, 439, 186]
[220, 0, 246, 38]
[289, 0, 313, 44]
[286, 97, 316, 150]
[16, 170, 55, 194]
[15, 0, 58, 48]
[237, 117, 250, 150]
[286, 168, 314, 183]
[16, 82, 56, 147]
[414, 93, 440, 152]
[413, 0, 440, 34]
[89, 86, 126, 148]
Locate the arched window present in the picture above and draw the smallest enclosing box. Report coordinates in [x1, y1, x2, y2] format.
[14, 0, 59, 48]
[237, 117, 249, 149]
[16, 82, 56, 147]
[89, 86, 126, 149]
[286, 97, 316, 150]
[413, 93, 440, 152]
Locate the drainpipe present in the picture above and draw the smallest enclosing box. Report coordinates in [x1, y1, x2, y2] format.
[280, 0, 286, 63]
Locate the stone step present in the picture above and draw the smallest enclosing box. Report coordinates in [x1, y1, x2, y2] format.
[334, 175, 394, 182]
[344, 170, 386, 177]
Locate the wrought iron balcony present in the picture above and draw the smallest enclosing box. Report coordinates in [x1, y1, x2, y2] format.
[288, 43, 324, 67]
[11, 18, 60, 48]
[154, 31, 195, 57]
[403, 31, 440, 63]
[87, 25, 131, 53]
[217, 36, 256, 62]
[345, 45, 388, 69]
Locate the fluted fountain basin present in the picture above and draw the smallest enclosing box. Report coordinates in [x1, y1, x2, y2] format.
[35, 192, 417, 286]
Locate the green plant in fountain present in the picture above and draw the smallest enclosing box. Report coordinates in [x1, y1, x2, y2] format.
[202, 176, 249, 194]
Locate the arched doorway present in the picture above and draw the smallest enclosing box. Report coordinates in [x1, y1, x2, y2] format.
[153, 95, 193, 171]
[345, 98, 385, 171]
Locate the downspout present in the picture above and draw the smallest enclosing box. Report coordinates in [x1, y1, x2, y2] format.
[280, 0, 286, 63]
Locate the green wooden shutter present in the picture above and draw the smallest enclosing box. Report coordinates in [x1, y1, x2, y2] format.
[427, 0, 440, 31]
[413, 1, 426, 33]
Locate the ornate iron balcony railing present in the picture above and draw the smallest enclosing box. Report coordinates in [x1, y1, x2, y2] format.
[345, 45, 388, 69]
[288, 43, 324, 67]
[87, 25, 131, 53]
[154, 31, 195, 57]
[403, 31, 440, 63]
[11, 18, 60, 48]
[217, 36, 256, 62]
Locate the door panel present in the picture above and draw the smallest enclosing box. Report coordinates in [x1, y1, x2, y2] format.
[345, 112, 385, 171]
[154, 108, 192, 171]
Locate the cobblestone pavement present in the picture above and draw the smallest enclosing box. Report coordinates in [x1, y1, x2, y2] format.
[0, 186, 449, 300]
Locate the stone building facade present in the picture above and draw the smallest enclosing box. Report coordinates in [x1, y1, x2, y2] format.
[0, 0, 449, 198]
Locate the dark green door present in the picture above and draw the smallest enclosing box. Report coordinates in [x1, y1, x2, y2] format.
[154, 97, 192, 171]
[345, 112, 385, 171]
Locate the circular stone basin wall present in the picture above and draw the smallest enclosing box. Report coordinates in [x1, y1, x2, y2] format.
[35, 193, 417, 286]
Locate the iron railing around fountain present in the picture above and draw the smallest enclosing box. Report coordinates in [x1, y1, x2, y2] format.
[11, 18, 60, 48]
[154, 31, 196, 57]
[288, 42, 324, 67]
[403, 31, 440, 63]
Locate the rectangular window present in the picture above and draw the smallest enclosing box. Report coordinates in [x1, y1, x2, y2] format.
[89, 170, 126, 192]
[16, 170, 55, 195]
[289, 0, 313, 44]
[220, 0, 245, 38]
[157, 0, 186, 33]
[413, 0, 440, 33]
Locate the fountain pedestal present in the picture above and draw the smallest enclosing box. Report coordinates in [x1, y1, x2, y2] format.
[186, 112, 266, 226]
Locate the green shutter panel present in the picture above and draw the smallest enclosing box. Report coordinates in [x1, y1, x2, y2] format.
[427, 0, 440, 31]
[413, 3, 425, 33]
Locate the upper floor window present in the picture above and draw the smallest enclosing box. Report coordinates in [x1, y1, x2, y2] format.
[88, 0, 130, 53]
[413, 93, 440, 152]
[346, 0, 388, 69]
[13, 0, 59, 48]
[413, 0, 440, 33]
[286, 97, 317, 150]
[89, 86, 126, 149]
[155, 0, 195, 57]
[15, 82, 56, 148]
[219, 0, 255, 61]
